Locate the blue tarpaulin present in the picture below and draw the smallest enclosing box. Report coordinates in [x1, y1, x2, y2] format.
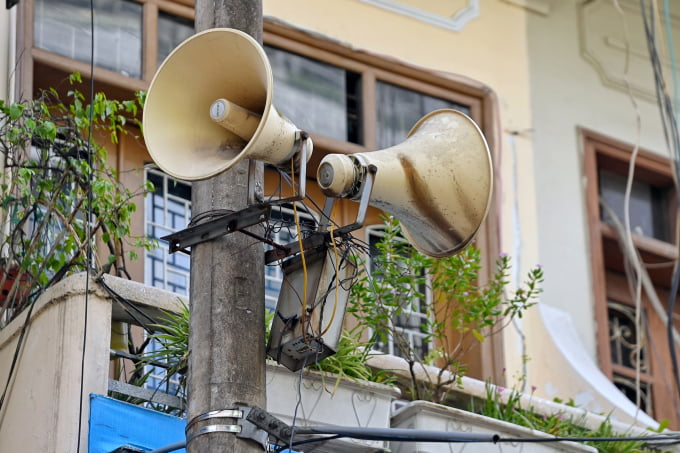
[88, 394, 186, 453]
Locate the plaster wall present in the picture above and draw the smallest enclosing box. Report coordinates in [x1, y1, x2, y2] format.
[0, 6, 16, 102]
[263, 0, 542, 381]
[0, 274, 184, 452]
[526, 0, 673, 361]
[0, 275, 111, 452]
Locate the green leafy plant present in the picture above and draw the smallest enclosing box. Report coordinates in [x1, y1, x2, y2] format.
[0, 73, 155, 326]
[129, 306, 393, 412]
[348, 216, 544, 404]
[120, 301, 190, 415]
[309, 331, 395, 388]
[138, 301, 191, 383]
[472, 382, 653, 452]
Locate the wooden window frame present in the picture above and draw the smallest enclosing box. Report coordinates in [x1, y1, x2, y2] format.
[261, 23, 503, 381]
[17, 0, 195, 96]
[583, 128, 680, 425]
[19, 3, 504, 383]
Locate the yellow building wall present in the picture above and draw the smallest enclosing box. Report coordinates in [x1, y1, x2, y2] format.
[263, 0, 540, 387]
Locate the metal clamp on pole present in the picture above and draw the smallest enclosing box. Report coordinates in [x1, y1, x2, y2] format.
[185, 409, 243, 444]
[185, 407, 271, 451]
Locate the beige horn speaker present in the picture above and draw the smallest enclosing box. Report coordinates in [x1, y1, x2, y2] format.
[317, 109, 493, 257]
[143, 28, 312, 181]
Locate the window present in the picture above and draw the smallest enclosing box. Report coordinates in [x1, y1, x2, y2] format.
[31, 0, 194, 83]
[265, 46, 361, 143]
[584, 129, 680, 426]
[599, 169, 671, 242]
[366, 225, 432, 360]
[145, 168, 191, 295]
[157, 11, 194, 66]
[34, 0, 143, 78]
[143, 168, 191, 402]
[608, 300, 653, 414]
[376, 81, 469, 148]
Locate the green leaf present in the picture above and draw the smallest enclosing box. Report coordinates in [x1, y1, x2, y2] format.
[9, 103, 24, 121]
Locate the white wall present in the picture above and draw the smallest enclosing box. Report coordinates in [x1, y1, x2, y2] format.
[0, 5, 16, 103]
[527, 0, 670, 358]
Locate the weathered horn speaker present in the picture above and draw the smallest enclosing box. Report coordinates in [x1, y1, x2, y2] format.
[317, 109, 492, 257]
[143, 28, 312, 181]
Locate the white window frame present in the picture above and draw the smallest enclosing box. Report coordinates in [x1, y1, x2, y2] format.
[365, 224, 432, 359]
[144, 167, 192, 296]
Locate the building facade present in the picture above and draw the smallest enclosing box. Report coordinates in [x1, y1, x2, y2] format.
[2, 0, 679, 440]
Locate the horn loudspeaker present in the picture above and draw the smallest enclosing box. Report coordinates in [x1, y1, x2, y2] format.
[317, 109, 493, 257]
[143, 28, 311, 181]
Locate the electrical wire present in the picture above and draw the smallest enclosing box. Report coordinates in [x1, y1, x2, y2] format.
[663, 0, 680, 117]
[76, 1, 96, 451]
[639, 0, 680, 399]
[152, 429, 680, 453]
[613, 0, 646, 415]
[317, 220, 341, 337]
[290, 159, 309, 342]
[507, 130, 528, 391]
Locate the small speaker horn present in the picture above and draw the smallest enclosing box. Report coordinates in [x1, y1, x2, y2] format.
[143, 28, 312, 181]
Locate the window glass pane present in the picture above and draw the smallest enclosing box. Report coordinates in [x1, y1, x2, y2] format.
[599, 170, 670, 241]
[158, 11, 194, 67]
[376, 81, 470, 148]
[264, 46, 361, 143]
[34, 0, 142, 78]
[145, 169, 191, 295]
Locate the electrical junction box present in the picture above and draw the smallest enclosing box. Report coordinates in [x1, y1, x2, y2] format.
[266, 245, 356, 371]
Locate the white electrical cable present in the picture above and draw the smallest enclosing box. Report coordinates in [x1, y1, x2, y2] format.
[613, 0, 645, 416]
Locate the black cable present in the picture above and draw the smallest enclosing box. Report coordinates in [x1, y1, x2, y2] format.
[293, 426, 499, 443]
[96, 276, 158, 332]
[640, 0, 680, 399]
[76, 1, 96, 451]
[640, 0, 680, 394]
[0, 291, 39, 410]
[279, 434, 342, 450]
[150, 429, 680, 453]
[498, 434, 680, 445]
[290, 426, 680, 447]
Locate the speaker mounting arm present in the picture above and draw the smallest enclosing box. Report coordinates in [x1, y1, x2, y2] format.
[267, 131, 310, 206]
[319, 162, 377, 236]
[161, 204, 271, 254]
[263, 165, 376, 264]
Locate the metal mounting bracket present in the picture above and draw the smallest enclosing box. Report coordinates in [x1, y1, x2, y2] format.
[160, 134, 311, 255]
[268, 131, 310, 206]
[161, 204, 271, 254]
[246, 406, 294, 445]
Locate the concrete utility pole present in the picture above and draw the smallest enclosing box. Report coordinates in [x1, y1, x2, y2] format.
[187, 1, 265, 452]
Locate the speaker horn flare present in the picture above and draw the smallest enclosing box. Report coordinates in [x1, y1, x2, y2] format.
[317, 109, 493, 257]
[143, 28, 312, 181]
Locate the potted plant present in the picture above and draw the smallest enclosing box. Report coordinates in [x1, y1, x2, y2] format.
[0, 73, 155, 327]
[132, 305, 400, 452]
[348, 215, 544, 405]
